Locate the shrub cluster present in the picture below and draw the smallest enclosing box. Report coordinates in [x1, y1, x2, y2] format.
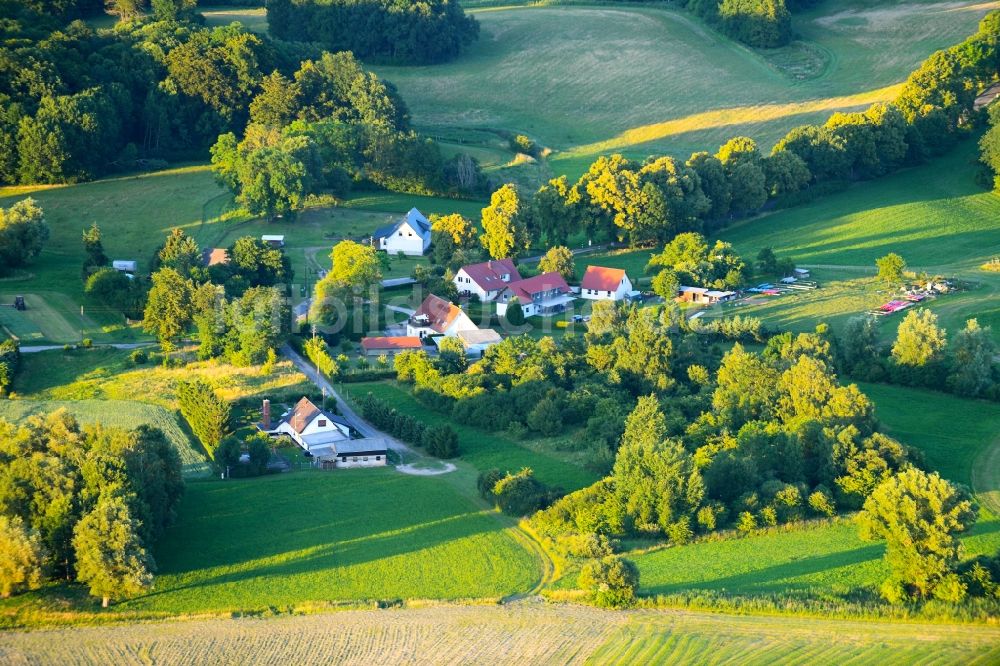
[267, 0, 479, 65]
[0, 338, 19, 397]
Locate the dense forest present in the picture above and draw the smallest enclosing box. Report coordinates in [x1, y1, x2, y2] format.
[266, 0, 480, 65]
[0, 0, 482, 193]
[674, 0, 820, 48]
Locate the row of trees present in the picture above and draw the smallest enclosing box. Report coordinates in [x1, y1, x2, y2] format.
[0, 338, 18, 396]
[450, 11, 1000, 263]
[357, 392, 459, 458]
[177, 379, 231, 459]
[677, 0, 796, 48]
[840, 308, 998, 399]
[0, 411, 183, 606]
[266, 0, 479, 65]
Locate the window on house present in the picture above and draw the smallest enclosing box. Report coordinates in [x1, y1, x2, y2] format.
[376, 456, 381, 461]
[363, 456, 369, 461]
[342, 456, 347, 462]
[318, 419, 327, 427]
[352, 457, 358, 462]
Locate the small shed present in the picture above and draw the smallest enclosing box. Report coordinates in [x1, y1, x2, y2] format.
[455, 328, 503, 358]
[262, 235, 285, 248]
[112, 260, 137, 273]
[793, 268, 810, 279]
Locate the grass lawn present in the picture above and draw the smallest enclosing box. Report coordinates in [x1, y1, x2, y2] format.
[375, 1, 995, 179]
[0, 398, 207, 476]
[199, 5, 268, 32]
[118, 470, 538, 612]
[343, 380, 600, 492]
[632, 381, 1000, 599]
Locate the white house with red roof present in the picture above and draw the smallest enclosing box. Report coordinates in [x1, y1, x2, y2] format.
[453, 258, 522, 301]
[406, 293, 477, 339]
[496, 272, 573, 317]
[258, 397, 388, 468]
[580, 265, 633, 301]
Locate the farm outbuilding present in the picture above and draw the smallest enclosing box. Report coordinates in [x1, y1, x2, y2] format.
[677, 286, 735, 304]
[112, 260, 137, 273]
[262, 235, 285, 247]
[360, 336, 424, 357]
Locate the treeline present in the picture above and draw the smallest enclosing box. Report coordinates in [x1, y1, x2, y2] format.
[464, 11, 1000, 258]
[0, 411, 183, 606]
[266, 0, 479, 65]
[840, 308, 998, 400]
[357, 392, 459, 458]
[177, 379, 231, 458]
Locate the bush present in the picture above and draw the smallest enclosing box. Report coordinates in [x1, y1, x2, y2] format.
[492, 468, 549, 516]
[421, 424, 460, 458]
[477, 468, 504, 502]
[80, 338, 93, 348]
[578, 556, 640, 608]
[128, 349, 148, 365]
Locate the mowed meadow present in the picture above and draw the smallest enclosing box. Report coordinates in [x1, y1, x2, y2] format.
[3, 603, 998, 664]
[375, 0, 1000, 177]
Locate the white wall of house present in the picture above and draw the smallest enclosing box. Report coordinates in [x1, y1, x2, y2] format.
[453, 269, 510, 301]
[379, 221, 429, 256]
[336, 454, 387, 468]
[497, 300, 540, 317]
[581, 274, 633, 301]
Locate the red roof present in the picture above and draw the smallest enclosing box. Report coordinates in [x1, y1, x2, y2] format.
[504, 272, 570, 302]
[458, 259, 522, 292]
[412, 294, 468, 334]
[202, 248, 230, 267]
[361, 336, 423, 351]
[581, 265, 627, 292]
[285, 397, 321, 434]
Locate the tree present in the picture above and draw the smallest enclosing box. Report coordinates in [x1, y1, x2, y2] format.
[876, 252, 906, 284]
[481, 183, 530, 259]
[946, 319, 996, 397]
[530, 176, 579, 245]
[142, 268, 193, 352]
[0, 198, 48, 275]
[85, 268, 145, 318]
[0, 515, 46, 598]
[858, 468, 977, 602]
[105, 0, 144, 22]
[158, 228, 201, 278]
[310, 240, 383, 327]
[892, 308, 946, 367]
[537, 246, 575, 280]
[492, 468, 547, 516]
[73, 493, 155, 607]
[527, 397, 563, 436]
[82, 222, 107, 268]
[764, 149, 811, 196]
[839, 316, 882, 379]
[612, 395, 702, 533]
[650, 269, 679, 301]
[430, 213, 478, 267]
[504, 297, 525, 326]
[248, 71, 301, 129]
[578, 556, 639, 608]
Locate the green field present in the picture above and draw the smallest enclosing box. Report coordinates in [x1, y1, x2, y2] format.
[121, 470, 537, 612]
[3, 603, 998, 664]
[631, 381, 1000, 600]
[375, 1, 997, 180]
[0, 398, 207, 476]
[345, 381, 600, 491]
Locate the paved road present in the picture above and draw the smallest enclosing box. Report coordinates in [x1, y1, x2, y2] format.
[281, 343, 455, 475]
[385, 304, 416, 317]
[18, 342, 155, 353]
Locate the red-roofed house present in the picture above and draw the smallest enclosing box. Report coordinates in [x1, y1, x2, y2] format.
[202, 248, 230, 267]
[361, 336, 424, 356]
[497, 272, 573, 317]
[453, 259, 522, 302]
[406, 293, 477, 339]
[581, 265, 633, 301]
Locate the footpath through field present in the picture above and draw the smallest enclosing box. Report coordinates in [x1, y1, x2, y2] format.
[280, 343, 456, 475]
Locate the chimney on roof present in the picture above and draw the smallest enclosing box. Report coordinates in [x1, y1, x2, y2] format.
[262, 399, 271, 430]
[488, 260, 493, 270]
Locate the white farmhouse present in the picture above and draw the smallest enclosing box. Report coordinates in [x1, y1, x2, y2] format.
[258, 396, 387, 468]
[373, 208, 432, 256]
[406, 293, 478, 339]
[453, 258, 522, 302]
[580, 266, 633, 301]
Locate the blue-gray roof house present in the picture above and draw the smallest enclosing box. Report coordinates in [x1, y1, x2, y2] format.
[372, 208, 432, 256]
